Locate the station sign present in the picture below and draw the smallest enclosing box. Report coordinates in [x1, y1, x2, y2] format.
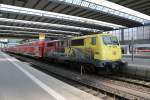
[39, 33, 45, 40]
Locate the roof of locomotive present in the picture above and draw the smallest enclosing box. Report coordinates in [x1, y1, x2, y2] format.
[70, 33, 113, 40]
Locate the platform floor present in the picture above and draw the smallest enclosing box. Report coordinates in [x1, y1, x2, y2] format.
[123, 57, 150, 66]
[0, 52, 101, 100]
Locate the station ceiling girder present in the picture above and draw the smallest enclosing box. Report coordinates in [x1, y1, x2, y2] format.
[0, 25, 81, 35]
[0, 18, 101, 34]
[0, 33, 54, 39]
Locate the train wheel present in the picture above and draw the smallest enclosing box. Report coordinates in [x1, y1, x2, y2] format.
[105, 66, 113, 74]
[115, 65, 121, 72]
[95, 67, 106, 75]
[85, 64, 96, 73]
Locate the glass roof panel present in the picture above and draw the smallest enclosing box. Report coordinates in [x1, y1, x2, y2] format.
[65, 0, 73, 3]
[96, 5, 103, 10]
[55, 0, 150, 24]
[89, 3, 97, 9]
[86, 0, 150, 23]
[73, 0, 82, 5]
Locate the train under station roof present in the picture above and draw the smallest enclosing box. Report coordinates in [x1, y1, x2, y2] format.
[0, 0, 150, 39]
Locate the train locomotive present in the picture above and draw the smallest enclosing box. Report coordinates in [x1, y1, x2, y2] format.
[4, 34, 126, 74]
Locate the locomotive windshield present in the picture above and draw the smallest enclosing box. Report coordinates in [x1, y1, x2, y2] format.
[102, 36, 119, 45]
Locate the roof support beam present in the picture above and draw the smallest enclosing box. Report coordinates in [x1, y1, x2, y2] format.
[0, 25, 81, 35]
[0, 33, 58, 39]
[0, 29, 64, 36]
[0, 18, 101, 33]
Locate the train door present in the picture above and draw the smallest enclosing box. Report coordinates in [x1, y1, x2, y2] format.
[90, 37, 98, 59]
[81, 37, 92, 59]
[62, 40, 70, 53]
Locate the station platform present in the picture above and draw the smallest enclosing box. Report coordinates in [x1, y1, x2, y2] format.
[122, 54, 150, 79]
[123, 54, 150, 59]
[123, 55, 150, 66]
[123, 57, 150, 66]
[0, 51, 101, 100]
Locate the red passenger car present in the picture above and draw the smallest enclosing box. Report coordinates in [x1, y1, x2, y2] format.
[43, 40, 61, 58]
[25, 41, 45, 58]
[4, 40, 65, 59]
[6, 41, 46, 58]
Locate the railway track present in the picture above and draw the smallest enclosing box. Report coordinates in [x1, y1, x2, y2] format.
[8, 53, 150, 100]
[104, 75, 150, 88]
[100, 75, 150, 94]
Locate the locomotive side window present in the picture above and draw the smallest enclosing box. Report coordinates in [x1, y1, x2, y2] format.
[91, 37, 96, 45]
[71, 39, 84, 46]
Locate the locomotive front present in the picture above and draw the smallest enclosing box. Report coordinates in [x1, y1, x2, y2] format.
[95, 34, 126, 73]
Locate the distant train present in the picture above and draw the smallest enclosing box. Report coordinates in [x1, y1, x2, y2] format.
[121, 44, 150, 54]
[136, 44, 150, 54]
[3, 34, 126, 74]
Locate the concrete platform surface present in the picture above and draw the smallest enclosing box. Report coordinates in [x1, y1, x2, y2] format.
[0, 52, 102, 100]
[123, 57, 150, 66]
[123, 54, 150, 58]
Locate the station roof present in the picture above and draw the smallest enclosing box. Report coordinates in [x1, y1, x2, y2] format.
[0, 0, 150, 39]
[108, 0, 150, 16]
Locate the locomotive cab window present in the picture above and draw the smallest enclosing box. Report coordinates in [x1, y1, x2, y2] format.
[111, 36, 119, 45]
[91, 37, 96, 45]
[71, 39, 84, 46]
[102, 36, 119, 45]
